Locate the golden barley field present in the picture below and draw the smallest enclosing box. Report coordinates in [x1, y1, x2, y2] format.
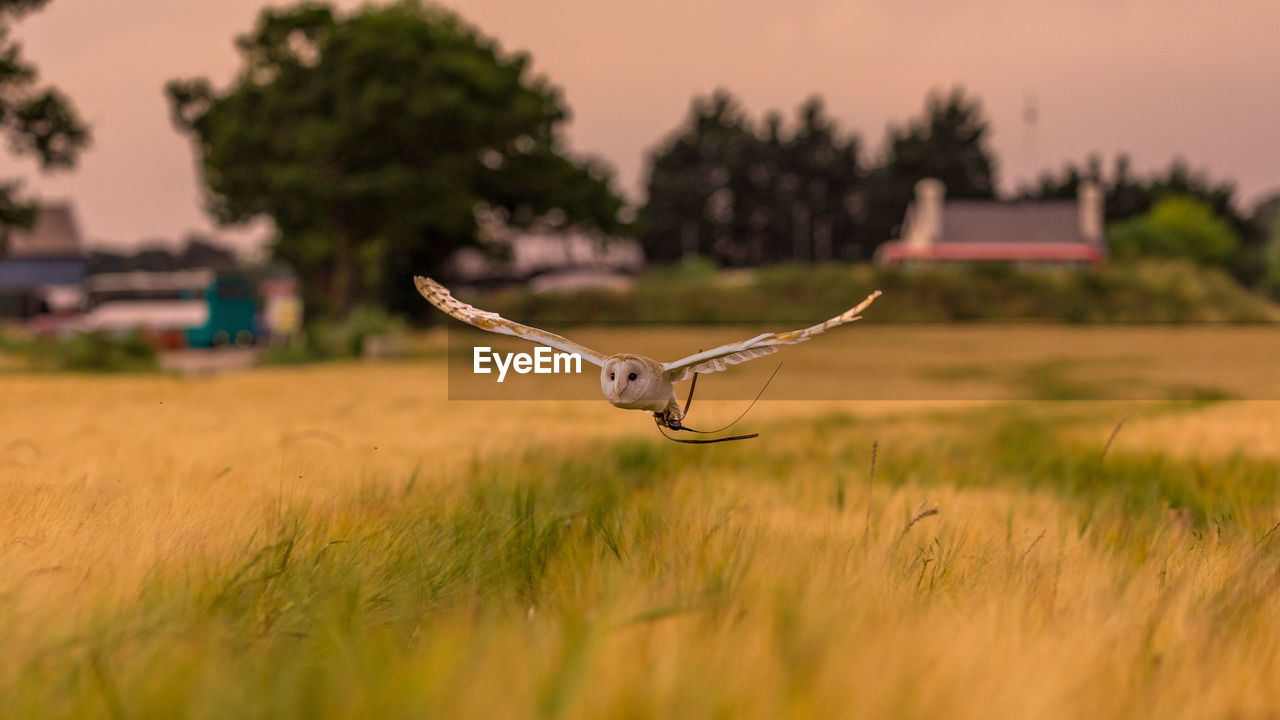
[2, 326, 1280, 718]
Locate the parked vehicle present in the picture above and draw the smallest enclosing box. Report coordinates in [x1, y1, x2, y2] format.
[81, 270, 258, 348]
[186, 275, 256, 348]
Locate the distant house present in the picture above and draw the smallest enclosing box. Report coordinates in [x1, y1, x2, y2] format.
[876, 179, 1107, 267]
[451, 219, 643, 293]
[0, 203, 88, 318]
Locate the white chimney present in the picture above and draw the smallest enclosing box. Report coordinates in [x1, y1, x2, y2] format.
[906, 178, 945, 249]
[1078, 180, 1103, 243]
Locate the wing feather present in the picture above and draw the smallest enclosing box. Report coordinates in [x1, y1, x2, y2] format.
[662, 290, 881, 382]
[414, 276, 608, 367]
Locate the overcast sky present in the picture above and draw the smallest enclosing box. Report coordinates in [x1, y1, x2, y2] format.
[9, 0, 1280, 255]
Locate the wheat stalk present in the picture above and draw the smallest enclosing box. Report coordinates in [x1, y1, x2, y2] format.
[899, 500, 939, 540]
[864, 440, 878, 551]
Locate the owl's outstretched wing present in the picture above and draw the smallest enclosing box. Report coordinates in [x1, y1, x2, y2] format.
[414, 276, 609, 367]
[661, 290, 882, 383]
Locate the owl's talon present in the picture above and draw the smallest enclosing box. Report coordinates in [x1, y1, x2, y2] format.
[653, 411, 684, 431]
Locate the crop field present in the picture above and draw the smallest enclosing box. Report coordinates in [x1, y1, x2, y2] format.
[2, 326, 1280, 718]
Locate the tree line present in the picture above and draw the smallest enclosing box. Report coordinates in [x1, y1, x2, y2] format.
[638, 87, 999, 265]
[4, 0, 1280, 320]
[641, 89, 1280, 290]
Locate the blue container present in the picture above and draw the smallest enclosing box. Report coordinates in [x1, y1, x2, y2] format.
[186, 276, 257, 348]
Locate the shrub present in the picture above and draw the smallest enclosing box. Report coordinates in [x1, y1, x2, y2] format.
[0, 325, 28, 354]
[1264, 212, 1280, 298]
[28, 330, 157, 372]
[262, 305, 409, 364]
[1107, 196, 1240, 267]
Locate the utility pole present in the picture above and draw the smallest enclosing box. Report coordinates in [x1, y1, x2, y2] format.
[1022, 91, 1039, 191]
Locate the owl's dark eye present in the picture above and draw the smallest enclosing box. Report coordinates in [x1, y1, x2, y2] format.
[609, 372, 615, 381]
[628, 372, 638, 381]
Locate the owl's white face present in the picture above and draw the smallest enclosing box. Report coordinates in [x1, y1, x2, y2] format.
[600, 356, 658, 407]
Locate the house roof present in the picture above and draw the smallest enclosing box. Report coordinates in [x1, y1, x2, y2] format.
[0, 257, 88, 288]
[3, 204, 83, 258]
[936, 201, 1085, 245]
[877, 195, 1105, 265]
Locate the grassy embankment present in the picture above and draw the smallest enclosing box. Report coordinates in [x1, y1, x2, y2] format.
[473, 259, 1280, 324]
[2, 346, 1280, 718]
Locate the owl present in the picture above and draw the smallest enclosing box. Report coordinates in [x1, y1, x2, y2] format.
[415, 276, 880, 437]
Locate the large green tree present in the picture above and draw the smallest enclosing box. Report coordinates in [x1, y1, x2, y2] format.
[639, 91, 863, 265]
[862, 87, 998, 247]
[0, 0, 89, 238]
[167, 1, 622, 318]
[785, 97, 864, 261]
[639, 90, 756, 264]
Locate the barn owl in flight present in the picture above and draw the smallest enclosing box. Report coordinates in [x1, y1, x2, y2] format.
[415, 276, 881, 440]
